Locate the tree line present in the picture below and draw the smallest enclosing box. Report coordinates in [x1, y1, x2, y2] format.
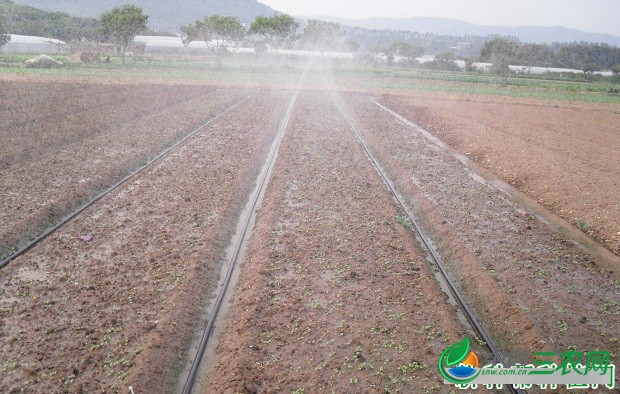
[479, 37, 620, 72]
[1, 0, 618, 73]
[95, 6, 353, 66]
[182, 14, 353, 67]
[0, 19, 9, 47]
[0, 0, 100, 41]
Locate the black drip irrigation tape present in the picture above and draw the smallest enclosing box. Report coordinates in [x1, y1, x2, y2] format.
[331, 91, 526, 394]
[181, 85, 301, 393]
[0, 92, 257, 270]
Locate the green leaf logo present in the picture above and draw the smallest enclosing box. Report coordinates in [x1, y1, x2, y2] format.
[438, 337, 481, 384]
[445, 337, 470, 366]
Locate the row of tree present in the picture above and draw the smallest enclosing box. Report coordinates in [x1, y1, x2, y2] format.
[0, 19, 9, 48]
[479, 37, 620, 74]
[2, 0, 619, 72]
[348, 27, 488, 59]
[96, 6, 355, 67]
[0, 0, 100, 42]
[480, 37, 620, 72]
[0, 2, 349, 67]
[180, 13, 354, 67]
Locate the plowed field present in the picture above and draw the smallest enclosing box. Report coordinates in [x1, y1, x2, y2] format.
[0, 63, 618, 393]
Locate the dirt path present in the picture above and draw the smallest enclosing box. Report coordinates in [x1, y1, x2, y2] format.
[0, 90, 290, 393]
[207, 89, 487, 393]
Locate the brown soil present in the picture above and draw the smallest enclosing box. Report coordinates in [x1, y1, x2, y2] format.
[0, 90, 289, 393]
[1, 81, 206, 168]
[0, 79, 249, 261]
[207, 76, 618, 391]
[342, 91, 619, 386]
[379, 93, 620, 255]
[208, 89, 492, 393]
[1, 65, 618, 393]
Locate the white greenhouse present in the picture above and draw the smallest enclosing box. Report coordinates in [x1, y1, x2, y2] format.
[0, 34, 69, 54]
[134, 36, 220, 55]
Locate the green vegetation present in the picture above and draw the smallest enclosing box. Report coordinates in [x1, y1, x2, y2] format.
[330, 64, 620, 103]
[0, 19, 9, 47]
[0, 0, 99, 41]
[480, 37, 519, 75]
[249, 13, 299, 52]
[5, 0, 277, 33]
[0, 52, 618, 104]
[379, 41, 424, 66]
[302, 19, 346, 53]
[99, 5, 148, 66]
[478, 38, 620, 72]
[395, 215, 412, 228]
[575, 219, 590, 232]
[0, 53, 304, 86]
[182, 15, 245, 68]
[2, 0, 618, 77]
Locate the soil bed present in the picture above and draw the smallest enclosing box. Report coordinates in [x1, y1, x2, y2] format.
[2, 65, 617, 392]
[379, 93, 620, 255]
[1, 81, 205, 167]
[208, 90, 484, 393]
[343, 92, 619, 383]
[1, 80, 249, 261]
[0, 89, 289, 393]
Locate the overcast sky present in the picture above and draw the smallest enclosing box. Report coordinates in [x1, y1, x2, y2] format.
[259, 0, 620, 36]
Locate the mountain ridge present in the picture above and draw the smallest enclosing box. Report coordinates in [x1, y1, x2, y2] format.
[8, 1, 620, 46]
[9, 0, 277, 32]
[307, 16, 620, 46]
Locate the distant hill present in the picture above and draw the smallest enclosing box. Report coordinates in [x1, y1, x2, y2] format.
[10, 0, 278, 32]
[0, 0, 99, 41]
[310, 16, 620, 46]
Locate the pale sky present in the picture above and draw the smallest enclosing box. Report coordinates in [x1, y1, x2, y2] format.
[258, 0, 620, 36]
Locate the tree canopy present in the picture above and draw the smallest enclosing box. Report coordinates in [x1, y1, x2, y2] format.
[554, 43, 620, 70]
[479, 38, 620, 72]
[302, 19, 345, 53]
[248, 13, 298, 52]
[479, 37, 520, 75]
[0, 19, 10, 48]
[0, 0, 99, 41]
[377, 41, 423, 66]
[182, 15, 245, 67]
[389, 41, 423, 59]
[345, 37, 360, 53]
[99, 5, 148, 65]
[424, 51, 461, 71]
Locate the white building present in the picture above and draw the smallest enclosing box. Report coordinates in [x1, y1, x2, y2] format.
[0, 34, 69, 54]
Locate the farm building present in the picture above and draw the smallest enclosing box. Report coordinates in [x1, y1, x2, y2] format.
[0, 34, 69, 55]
